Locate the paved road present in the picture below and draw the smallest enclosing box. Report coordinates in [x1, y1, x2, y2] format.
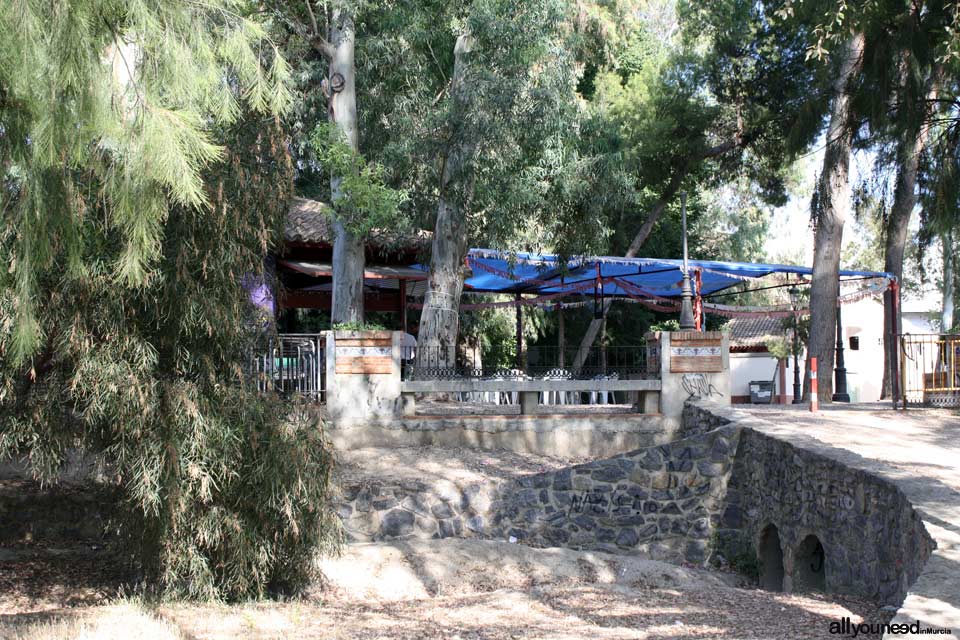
[742, 403, 960, 636]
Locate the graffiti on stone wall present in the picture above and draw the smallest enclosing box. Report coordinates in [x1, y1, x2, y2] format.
[569, 490, 647, 516]
[681, 374, 723, 399]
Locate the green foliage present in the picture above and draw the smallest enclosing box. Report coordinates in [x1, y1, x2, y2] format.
[460, 300, 549, 366]
[0, 112, 341, 600]
[0, 0, 291, 364]
[309, 123, 408, 236]
[712, 531, 760, 580]
[649, 318, 681, 332]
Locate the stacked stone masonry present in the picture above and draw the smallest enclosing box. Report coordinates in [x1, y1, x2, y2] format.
[334, 400, 934, 606]
[717, 424, 934, 605]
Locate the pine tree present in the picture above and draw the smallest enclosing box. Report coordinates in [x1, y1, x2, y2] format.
[0, 1, 340, 599]
[0, 0, 291, 361]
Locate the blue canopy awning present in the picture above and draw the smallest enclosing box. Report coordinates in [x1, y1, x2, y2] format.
[423, 250, 893, 299]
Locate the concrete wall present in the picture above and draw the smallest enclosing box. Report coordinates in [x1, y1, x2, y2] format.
[330, 413, 667, 459]
[654, 331, 731, 427]
[730, 353, 783, 401]
[325, 331, 403, 425]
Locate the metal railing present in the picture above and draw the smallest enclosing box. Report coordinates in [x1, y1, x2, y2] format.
[402, 344, 656, 381]
[252, 333, 326, 401]
[900, 333, 960, 407]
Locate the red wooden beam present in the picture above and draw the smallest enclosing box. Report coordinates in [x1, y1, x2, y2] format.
[279, 290, 401, 312]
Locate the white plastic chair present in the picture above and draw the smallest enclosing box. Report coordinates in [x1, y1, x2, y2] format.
[590, 372, 620, 405]
[540, 368, 572, 405]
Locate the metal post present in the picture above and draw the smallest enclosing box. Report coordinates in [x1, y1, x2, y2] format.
[515, 292, 523, 370]
[891, 280, 901, 408]
[790, 285, 802, 404]
[678, 192, 696, 330]
[399, 278, 408, 334]
[557, 302, 565, 369]
[792, 341, 802, 404]
[810, 357, 819, 412]
[833, 285, 850, 402]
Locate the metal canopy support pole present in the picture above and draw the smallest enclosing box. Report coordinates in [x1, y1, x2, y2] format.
[833, 284, 850, 402]
[557, 309, 565, 369]
[515, 292, 523, 370]
[678, 192, 696, 330]
[399, 278, 407, 333]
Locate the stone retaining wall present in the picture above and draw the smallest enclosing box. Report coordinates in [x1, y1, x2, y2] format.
[333, 401, 934, 607]
[716, 416, 934, 605]
[335, 476, 496, 542]
[334, 419, 740, 565]
[486, 424, 739, 563]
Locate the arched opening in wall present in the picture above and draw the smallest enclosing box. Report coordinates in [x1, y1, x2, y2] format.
[758, 524, 784, 591]
[794, 534, 827, 593]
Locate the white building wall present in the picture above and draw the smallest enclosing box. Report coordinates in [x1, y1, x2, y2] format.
[730, 352, 804, 402]
[840, 299, 886, 402]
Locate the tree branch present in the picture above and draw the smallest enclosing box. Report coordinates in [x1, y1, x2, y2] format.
[625, 128, 759, 256]
[303, 0, 319, 35]
[312, 36, 335, 60]
[302, 0, 335, 59]
[271, 3, 334, 60]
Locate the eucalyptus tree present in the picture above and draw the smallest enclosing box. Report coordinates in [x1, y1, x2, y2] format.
[803, 31, 865, 401]
[416, 0, 589, 355]
[266, 0, 367, 323]
[0, 0, 340, 598]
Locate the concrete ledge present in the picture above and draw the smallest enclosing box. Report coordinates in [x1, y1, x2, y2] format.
[329, 414, 669, 458]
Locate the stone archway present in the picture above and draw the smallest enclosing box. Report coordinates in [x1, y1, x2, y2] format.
[758, 524, 784, 591]
[793, 534, 827, 592]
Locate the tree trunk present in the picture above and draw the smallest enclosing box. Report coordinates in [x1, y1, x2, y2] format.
[328, 10, 364, 324]
[881, 71, 938, 396]
[806, 33, 864, 402]
[417, 35, 476, 361]
[880, 124, 925, 396]
[943, 231, 956, 331]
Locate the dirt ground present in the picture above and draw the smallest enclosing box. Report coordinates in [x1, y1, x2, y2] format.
[0, 433, 910, 639]
[0, 539, 892, 640]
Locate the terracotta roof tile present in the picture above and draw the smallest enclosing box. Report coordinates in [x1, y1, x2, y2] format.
[284, 197, 432, 250]
[726, 315, 787, 348]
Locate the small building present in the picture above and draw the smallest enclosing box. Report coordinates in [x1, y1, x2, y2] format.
[727, 297, 892, 404]
[727, 316, 796, 404]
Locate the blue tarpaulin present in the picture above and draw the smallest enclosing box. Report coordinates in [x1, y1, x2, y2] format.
[433, 250, 894, 299]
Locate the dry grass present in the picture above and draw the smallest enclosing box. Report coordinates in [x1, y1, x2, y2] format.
[0, 604, 182, 640]
[1, 540, 889, 640]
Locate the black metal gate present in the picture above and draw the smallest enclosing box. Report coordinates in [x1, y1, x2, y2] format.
[900, 333, 960, 407]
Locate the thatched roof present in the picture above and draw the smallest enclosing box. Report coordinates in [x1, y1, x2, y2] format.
[285, 197, 431, 251]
